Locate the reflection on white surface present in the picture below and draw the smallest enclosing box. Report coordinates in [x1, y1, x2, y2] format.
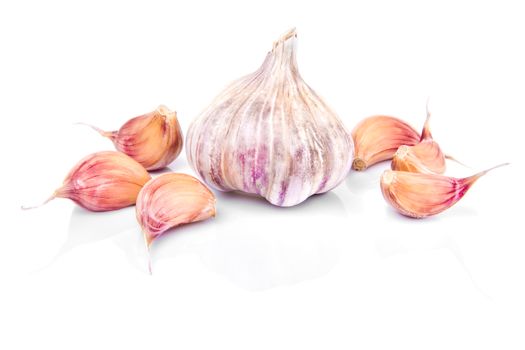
[39, 189, 346, 290]
[375, 226, 491, 299]
[345, 162, 387, 194]
[38, 206, 138, 271]
[149, 191, 345, 290]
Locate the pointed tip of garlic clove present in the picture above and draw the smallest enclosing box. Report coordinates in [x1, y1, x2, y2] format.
[420, 99, 433, 141]
[464, 162, 510, 186]
[76, 122, 117, 140]
[21, 192, 57, 210]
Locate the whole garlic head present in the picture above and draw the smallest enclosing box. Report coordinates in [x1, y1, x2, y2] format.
[186, 29, 354, 207]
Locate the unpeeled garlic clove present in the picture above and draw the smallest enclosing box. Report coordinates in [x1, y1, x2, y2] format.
[135, 173, 216, 272]
[391, 106, 445, 174]
[81, 105, 183, 170]
[380, 163, 509, 218]
[23, 151, 151, 211]
[351, 115, 420, 171]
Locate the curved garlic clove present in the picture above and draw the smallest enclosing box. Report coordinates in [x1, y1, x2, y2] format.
[391, 107, 445, 174]
[23, 151, 151, 211]
[391, 142, 445, 174]
[351, 115, 420, 171]
[186, 29, 354, 207]
[380, 163, 508, 218]
[136, 173, 216, 251]
[81, 105, 183, 170]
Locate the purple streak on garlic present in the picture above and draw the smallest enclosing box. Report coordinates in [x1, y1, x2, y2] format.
[186, 29, 354, 207]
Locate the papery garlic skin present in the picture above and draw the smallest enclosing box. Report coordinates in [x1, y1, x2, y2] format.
[136, 173, 216, 248]
[380, 163, 508, 218]
[186, 29, 354, 207]
[45, 151, 151, 211]
[351, 116, 420, 171]
[391, 109, 445, 174]
[84, 105, 183, 170]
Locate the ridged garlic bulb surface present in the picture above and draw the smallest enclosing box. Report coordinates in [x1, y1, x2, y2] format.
[186, 29, 354, 207]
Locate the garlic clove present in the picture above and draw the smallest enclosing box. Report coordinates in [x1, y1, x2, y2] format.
[135, 173, 216, 272]
[391, 141, 445, 174]
[186, 29, 354, 207]
[23, 151, 151, 211]
[351, 115, 420, 171]
[380, 163, 509, 218]
[391, 105, 446, 174]
[81, 105, 183, 170]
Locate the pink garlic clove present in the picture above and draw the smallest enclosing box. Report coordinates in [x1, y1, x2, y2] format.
[135, 173, 216, 273]
[352, 115, 421, 171]
[380, 163, 509, 218]
[23, 151, 151, 211]
[80, 105, 183, 170]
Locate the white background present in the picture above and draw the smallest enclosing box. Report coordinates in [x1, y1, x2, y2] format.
[1, 0, 524, 349]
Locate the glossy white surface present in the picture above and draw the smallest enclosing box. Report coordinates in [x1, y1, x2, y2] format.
[2, 0, 524, 349]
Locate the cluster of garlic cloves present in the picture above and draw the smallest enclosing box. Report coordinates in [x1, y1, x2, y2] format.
[23, 151, 151, 211]
[370, 103, 508, 218]
[186, 29, 354, 207]
[82, 105, 183, 170]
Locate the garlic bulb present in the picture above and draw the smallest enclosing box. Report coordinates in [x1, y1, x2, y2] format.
[186, 29, 354, 207]
[81, 105, 183, 170]
[23, 151, 151, 211]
